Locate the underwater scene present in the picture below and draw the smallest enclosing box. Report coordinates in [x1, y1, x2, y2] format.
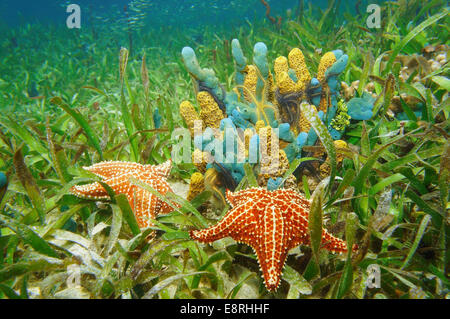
[0, 0, 448, 300]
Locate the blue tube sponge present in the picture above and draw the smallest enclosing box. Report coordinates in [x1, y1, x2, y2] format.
[239, 103, 258, 123]
[309, 78, 322, 107]
[181, 47, 205, 80]
[328, 127, 343, 140]
[325, 54, 348, 78]
[253, 42, 269, 98]
[296, 132, 308, 151]
[325, 54, 348, 95]
[332, 50, 343, 60]
[224, 91, 239, 115]
[231, 39, 247, 88]
[181, 46, 223, 100]
[230, 109, 253, 129]
[215, 161, 245, 185]
[231, 40, 247, 73]
[278, 123, 295, 142]
[347, 92, 375, 120]
[253, 42, 269, 78]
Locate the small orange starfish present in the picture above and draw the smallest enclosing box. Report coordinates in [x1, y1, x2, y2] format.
[70, 160, 179, 228]
[190, 187, 357, 291]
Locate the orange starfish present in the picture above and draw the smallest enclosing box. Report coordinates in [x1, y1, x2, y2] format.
[190, 187, 357, 291]
[70, 160, 179, 228]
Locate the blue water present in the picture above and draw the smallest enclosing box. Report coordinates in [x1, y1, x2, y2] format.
[1, 0, 387, 28]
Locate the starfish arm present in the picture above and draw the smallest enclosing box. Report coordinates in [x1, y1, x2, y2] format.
[299, 228, 354, 254]
[278, 197, 311, 248]
[320, 229, 349, 253]
[102, 172, 136, 197]
[226, 187, 266, 208]
[288, 220, 311, 248]
[275, 189, 311, 218]
[190, 205, 253, 243]
[321, 228, 358, 253]
[131, 186, 158, 228]
[158, 196, 181, 215]
[139, 172, 180, 215]
[70, 172, 137, 203]
[255, 205, 290, 291]
[83, 161, 143, 179]
[70, 182, 109, 200]
[145, 160, 172, 178]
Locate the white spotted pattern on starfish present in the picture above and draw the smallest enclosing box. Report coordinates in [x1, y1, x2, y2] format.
[190, 187, 357, 291]
[70, 160, 179, 228]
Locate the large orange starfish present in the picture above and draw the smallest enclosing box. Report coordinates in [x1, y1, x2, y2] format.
[70, 160, 179, 228]
[190, 187, 357, 291]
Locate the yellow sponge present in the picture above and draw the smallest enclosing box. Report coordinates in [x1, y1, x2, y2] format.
[288, 48, 311, 91]
[317, 51, 337, 82]
[334, 140, 348, 163]
[197, 91, 224, 129]
[243, 65, 258, 102]
[187, 172, 205, 201]
[180, 100, 201, 134]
